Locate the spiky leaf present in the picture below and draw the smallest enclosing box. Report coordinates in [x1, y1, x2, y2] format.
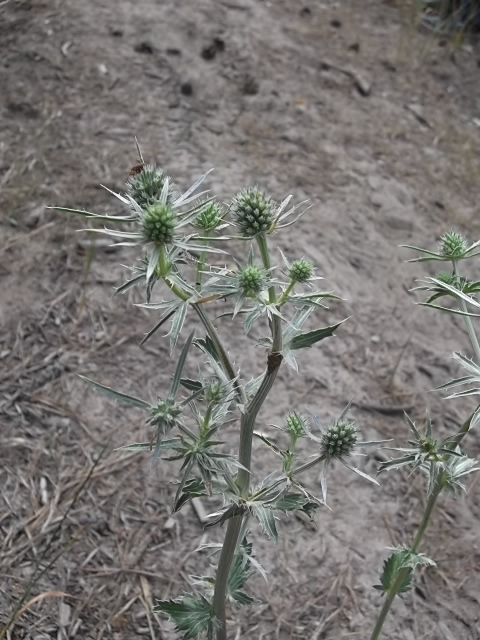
[252, 504, 278, 542]
[78, 376, 150, 410]
[154, 594, 218, 640]
[289, 320, 345, 350]
[374, 551, 413, 595]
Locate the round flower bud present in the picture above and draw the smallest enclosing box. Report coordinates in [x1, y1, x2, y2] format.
[441, 231, 466, 259]
[321, 420, 358, 458]
[193, 202, 224, 232]
[127, 165, 176, 209]
[205, 380, 223, 404]
[238, 265, 266, 297]
[142, 203, 176, 245]
[285, 411, 308, 438]
[289, 259, 313, 283]
[231, 187, 275, 237]
[436, 271, 455, 285]
[149, 398, 182, 434]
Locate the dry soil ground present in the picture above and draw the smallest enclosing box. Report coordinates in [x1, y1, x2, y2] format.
[1, 0, 480, 639]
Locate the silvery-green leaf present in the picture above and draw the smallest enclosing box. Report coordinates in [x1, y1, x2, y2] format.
[426, 278, 480, 308]
[115, 273, 146, 295]
[180, 378, 203, 393]
[243, 307, 262, 334]
[375, 551, 413, 595]
[146, 245, 161, 283]
[174, 169, 214, 206]
[46, 206, 135, 222]
[419, 302, 480, 317]
[341, 459, 379, 486]
[253, 432, 282, 456]
[100, 184, 131, 205]
[79, 375, 150, 410]
[115, 438, 182, 452]
[140, 307, 178, 347]
[171, 331, 194, 397]
[154, 593, 218, 639]
[252, 504, 278, 542]
[168, 302, 189, 353]
[290, 319, 345, 350]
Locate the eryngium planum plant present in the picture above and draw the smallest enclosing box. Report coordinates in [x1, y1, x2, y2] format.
[50, 143, 382, 640]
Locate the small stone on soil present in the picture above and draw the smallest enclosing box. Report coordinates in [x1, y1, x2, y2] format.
[201, 37, 225, 60]
[134, 41, 155, 55]
[180, 81, 193, 96]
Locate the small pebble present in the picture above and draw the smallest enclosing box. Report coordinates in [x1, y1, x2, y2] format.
[134, 41, 155, 55]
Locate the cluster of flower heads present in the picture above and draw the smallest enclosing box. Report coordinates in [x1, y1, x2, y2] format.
[110, 163, 312, 299]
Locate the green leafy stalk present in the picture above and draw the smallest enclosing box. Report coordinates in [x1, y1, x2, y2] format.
[453, 260, 480, 364]
[194, 305, 246, 405]
[371, 254, 480, 640]
[196, 231, 210, 291]
[460, 297, 480, 364]
[369, 483, 441, 640]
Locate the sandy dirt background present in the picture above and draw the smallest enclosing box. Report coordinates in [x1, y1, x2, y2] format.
[1, 0, 480, 638]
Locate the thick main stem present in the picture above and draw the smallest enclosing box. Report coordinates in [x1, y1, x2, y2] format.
[212, 516, 243, 640]
[213, 234, 283, 639]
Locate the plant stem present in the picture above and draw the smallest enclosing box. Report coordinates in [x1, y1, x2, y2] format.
[213, 233, 283, 639]
[278, 280, 295, 306]
[369, 482, 442, 640]
[213, 516, 243, 640]
[236, 359, 282, 493]
[158, 245, 191, 302]
[256, 234, 276, 304]
[194, 306, 247, 406]
[452, 260, 480, 364]
[460, 298, 480, 364]
[195, 231, 210, 291]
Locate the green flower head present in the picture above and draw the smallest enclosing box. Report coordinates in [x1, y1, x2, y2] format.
[289, 259, 314, 283]
[321, 419, 358, 459]
[148, 398, 183, 436]
[238, 265, 267, 297]
[435, 271, 456, 286]
[231, 187, 276, 237]
[126, 164, 177, 209]
[306, 405, 382, 504]
[441, 230, 467, 259]
[142, 202, 176, 244]
[285, 411, 308, 439]
[193, 201, 226, 232]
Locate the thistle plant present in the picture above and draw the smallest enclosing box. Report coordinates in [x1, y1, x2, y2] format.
[370, 230, 480, 640]
[49, 143, 382, 640]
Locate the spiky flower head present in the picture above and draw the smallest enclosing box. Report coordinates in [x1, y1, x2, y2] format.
[148, 398, 183, 436]
[193, 202, 225, 232]
[142, 202, 176, 245]
[231, 187, 276, 237]
[435, 271, 456, 286]
[126, 164, 176, 209]
[285, 411, 308, 438]
[441, 230, 467, 259]
[238, 265, 267, 297]
[321, 419, 358, 459]
[289, 259, 313, 283]
[205, 380, 224, 404]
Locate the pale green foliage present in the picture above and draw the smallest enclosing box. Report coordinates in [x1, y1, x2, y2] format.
[370, 231, 480, 640]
